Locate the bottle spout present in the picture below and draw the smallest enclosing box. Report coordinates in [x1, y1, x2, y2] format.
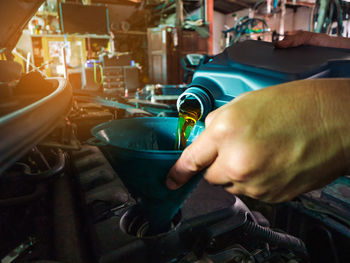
[177, 87, 213, 120]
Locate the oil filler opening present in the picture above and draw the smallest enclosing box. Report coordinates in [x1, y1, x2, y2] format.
[120, 205, 182, 238]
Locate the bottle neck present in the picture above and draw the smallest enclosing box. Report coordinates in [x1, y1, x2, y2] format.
[177, 87, 213, 120]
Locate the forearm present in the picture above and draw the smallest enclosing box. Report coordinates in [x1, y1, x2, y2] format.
[275, 30, 350, 49]
[307, 32, 350, 49]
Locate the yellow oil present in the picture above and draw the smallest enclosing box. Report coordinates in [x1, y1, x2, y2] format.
[175, 97, 201, 150]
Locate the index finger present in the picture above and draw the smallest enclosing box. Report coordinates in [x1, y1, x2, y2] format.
[166, 129, 218, 189]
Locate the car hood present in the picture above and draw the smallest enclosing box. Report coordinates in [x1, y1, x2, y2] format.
[0, 0, 44, 51]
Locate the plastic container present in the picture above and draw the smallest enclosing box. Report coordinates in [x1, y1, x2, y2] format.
[90, 117, 205, 233]
[181, 40, 350, 119]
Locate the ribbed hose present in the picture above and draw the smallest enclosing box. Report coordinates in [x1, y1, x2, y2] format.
[242, 220, 308, 257]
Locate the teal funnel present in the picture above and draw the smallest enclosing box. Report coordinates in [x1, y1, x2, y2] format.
[90, 117, 204, 234]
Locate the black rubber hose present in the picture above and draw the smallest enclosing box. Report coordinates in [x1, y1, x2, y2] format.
[24, 149, 66, 181]
[0, 150, 64, 206]
[241, 220, 308, 258]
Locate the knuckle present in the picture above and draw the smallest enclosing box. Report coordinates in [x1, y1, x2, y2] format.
[246, 187, 267, 199]
[205, 111, 216, 127]
[203, 170, 214, 182]
[211, 121, 231, 140]
[204, 176, 217, 186]
[228, 143, 263, 182]
[203, 170, 223, 185]
[228, 159, 254, 182]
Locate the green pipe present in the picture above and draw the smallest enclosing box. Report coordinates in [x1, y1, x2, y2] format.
[324, 1, 334, 33]
[315, 0, 328, 33]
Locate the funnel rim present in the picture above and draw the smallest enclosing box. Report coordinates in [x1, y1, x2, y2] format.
[91, 117, 203, 155]
[105, 146, 183, 156]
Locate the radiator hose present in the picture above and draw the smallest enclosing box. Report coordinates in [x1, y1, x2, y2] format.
[241, 220, 308, 258]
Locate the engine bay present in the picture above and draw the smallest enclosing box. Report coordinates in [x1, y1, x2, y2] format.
[1, 69, 350, 263]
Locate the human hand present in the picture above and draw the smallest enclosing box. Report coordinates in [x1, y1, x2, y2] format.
[275, 30, 350, 49]
[274, 30, 315, 48]
[166, 79, 350, 203]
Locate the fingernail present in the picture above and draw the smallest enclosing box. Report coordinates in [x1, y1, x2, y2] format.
[166, 176, 180, 190]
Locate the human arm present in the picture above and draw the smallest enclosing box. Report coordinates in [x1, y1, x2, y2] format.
[166, 79, 350, 203]
[275, 30, 350, 49]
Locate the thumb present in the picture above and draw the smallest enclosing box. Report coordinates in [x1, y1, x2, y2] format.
[274, 31, 300, 48]
[166, 129, 218, 189]
[274, 35, 294, 48]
